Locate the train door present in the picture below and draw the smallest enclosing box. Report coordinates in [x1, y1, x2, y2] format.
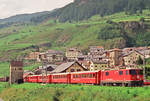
[96, 71, 101, 85]
[67, 74, 71, 84]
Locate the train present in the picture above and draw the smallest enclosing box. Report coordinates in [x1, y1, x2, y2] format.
[24, 68, 144, 86]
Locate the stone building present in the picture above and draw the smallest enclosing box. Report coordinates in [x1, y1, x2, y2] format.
[90, 61, 108, 71]
[9, 61, 24, 84]
[66, 48, 82, 61]
[108, 48, 122, 67]
[46, 50, 65, 63]
[89, 46, 105, 56]
[123, 50, 144, 66]
[25, 52, 40, 60]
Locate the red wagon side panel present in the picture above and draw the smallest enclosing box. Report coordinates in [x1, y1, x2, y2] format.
[70, 71, 101, 85]
[51, 73, 69, 84]
[101, 69, 144, 86]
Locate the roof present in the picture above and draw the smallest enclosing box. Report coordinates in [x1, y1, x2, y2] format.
[51, 61, 86, 73]
[90, 46, 104, 49]
[139, 50, 150, 55]
[46, 49, 64, 54]
[92, 60, 108, 64]
[51, 62, 75, 73]
[39, 64, 58, 69]
[122, 50, 144, 57]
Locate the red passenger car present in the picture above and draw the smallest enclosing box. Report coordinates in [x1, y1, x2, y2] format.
[37, 75, 51, 83]
[28, 75, 38, 83]
[51, 73, 70, 84]
[101, 69, 144, 86]
[70, 71, 101, 85]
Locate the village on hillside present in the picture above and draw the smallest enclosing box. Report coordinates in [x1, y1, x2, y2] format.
[23, 46, 149, 77]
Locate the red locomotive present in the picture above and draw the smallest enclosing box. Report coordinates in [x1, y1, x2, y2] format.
[24, 68, 144, 86]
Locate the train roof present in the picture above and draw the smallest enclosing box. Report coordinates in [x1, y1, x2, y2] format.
[70, 70, 100, 74]
[102, 68, 143, 71]
[51, 70, 100, 75]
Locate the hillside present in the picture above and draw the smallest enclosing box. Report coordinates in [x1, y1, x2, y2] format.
[0, 10, 56, 29]
[50, 0, 150, 22]
[0, 10, 149, 61]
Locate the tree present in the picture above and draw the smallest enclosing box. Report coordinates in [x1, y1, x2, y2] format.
[137, 56, 143, 65]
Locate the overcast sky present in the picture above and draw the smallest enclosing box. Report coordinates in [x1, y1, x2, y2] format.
[0, 0, 73, 19]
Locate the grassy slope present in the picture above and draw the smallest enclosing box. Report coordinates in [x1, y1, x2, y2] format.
[0, 10, 149, 77]
[0, 83, 150, 101]
[0, 10, 149, 59]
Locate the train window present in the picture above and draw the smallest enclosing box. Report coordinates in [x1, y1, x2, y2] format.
[119, 71, 123, 75]
[73, 74, 75, 78]
[126, 71, 128, 75]
[76, 74, 78, 78]
[84, 74, 86, 78]
[82, 74, 84, 78]
[79, 74, 81, 78]
[106, 72, 109, 76]
[139, 70, 143, 75]
[129, 70, 137, 75]
[93, 74, 95, 77]
[87, 74, 89, 78]
[90, 74, 93, 78]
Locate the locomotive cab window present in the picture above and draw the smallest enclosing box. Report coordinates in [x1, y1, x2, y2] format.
[106, 72, 109, 76]
[119, 71, 123, 75]
[129, 70, 137, 75]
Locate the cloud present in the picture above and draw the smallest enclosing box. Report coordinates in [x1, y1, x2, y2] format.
[0, 0, 73, 19]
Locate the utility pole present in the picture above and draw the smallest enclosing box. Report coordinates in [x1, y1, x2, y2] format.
[42, 59, 48, 84]
[143, 49, 146, 81]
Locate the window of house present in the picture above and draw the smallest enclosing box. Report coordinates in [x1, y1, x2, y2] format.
[77, 69, 81, 72]
[119, 71, 123, 75]
[106, 72, 109, 76]
[71, 69, 75, 72]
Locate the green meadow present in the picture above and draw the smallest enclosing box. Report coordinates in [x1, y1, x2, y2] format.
[0, 83, 149, 101]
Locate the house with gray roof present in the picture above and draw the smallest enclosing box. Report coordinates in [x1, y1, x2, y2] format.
[51, 61, 87, 73]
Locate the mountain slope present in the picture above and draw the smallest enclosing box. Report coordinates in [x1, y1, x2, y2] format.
[0, 10, 57, 29]
[50, 0, 150, 22]
[0, 10, 149, 61]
